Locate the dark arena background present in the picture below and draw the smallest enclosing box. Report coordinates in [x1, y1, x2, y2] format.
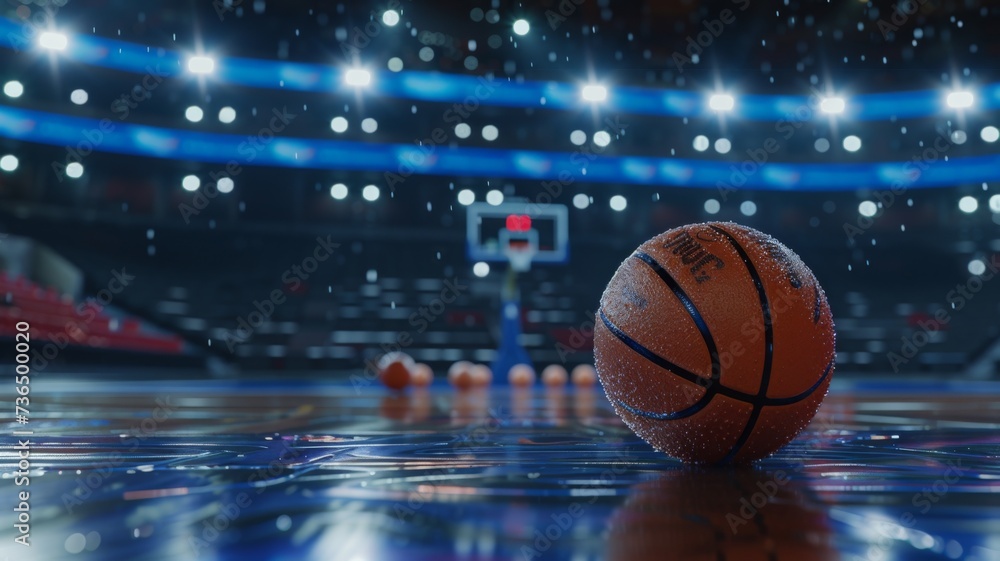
[1, 0, 999, 559]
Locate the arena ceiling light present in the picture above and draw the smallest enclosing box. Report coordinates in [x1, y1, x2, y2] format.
[329, 183, 348, 200]
[819, 97, 846, 115]
[3, 80, 23, 98]
[704, 199, 721, 214]
[187, 56, 216, 74]
[362, 184, 380, 201]
[946, 90, 975, 109]
[486, 189, 504, 206]
[70, 89, 88, 105]
[843, 135, 862, 152]
[473, 262, 490, 278]
[382, 10, 400, 27]
[457, 189, 475, 205]
[512, 19, 530, 36]
[739, 201, 757, 216]
[708, 93, 735, 112]
[217, 177, 234, 193]
[218, 107, 236, 124]
[182, 175, 201, 191]
[185, 106, 204, 123]
[0, 155, 18, 172]
[609, 195, 627, 211]
[968, 259, 986, 276]
[572, 193, 590, 209]
[858, 201, 878, 217]
[38, 31, 68, 51]
[981, 126, 999, 143]
[958, 195, 978, 213]
[66, 162, 84, 179]
[345, 68, 372, 87]
[581, 84, 607, 103]
[989, 194, 1000, 213]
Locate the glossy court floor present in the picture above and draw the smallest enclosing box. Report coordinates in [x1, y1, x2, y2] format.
[1, 377, 998, 561]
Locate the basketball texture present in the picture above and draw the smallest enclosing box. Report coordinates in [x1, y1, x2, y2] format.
[595, 222, 835, 464]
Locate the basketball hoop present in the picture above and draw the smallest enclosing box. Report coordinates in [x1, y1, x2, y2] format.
[500, 231, 537, 272]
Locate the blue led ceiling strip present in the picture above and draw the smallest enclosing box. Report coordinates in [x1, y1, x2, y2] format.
[2, 17, 999, 121]
[2, 104, 999, 190]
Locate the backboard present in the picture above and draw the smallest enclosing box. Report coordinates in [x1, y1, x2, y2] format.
[466, 200, 568, 267]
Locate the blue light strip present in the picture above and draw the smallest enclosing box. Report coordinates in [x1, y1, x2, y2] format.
[2, 17, 1000, 121]
[2, 105, 999, 190]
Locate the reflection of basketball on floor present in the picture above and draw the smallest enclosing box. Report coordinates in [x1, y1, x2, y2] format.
[607, 469, 837, 561]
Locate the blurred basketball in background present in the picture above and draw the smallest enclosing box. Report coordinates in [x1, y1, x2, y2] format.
[411, 363, 434, 387]
[448, 360, 475, 390]
[470, 363, 493, 387]
[508, 363, 536, 387]
[571, 364, 598, 387]
[541, 364, 569, 387]
[378, 352, 414, 391]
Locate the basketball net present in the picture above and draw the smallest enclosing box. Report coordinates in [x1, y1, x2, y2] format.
[504, 242, 536, 273]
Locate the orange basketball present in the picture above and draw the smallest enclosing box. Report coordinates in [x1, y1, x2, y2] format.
[378, 352, 414, 391]
[594, 222, 835, 464]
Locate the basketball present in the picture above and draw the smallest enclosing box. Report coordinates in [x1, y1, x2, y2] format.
[541, 364, 569, 386]
[508, 363, 536, 387]
[378, 352, 414, 391]
[571, 364, 598, 387]
[448, 361, 475, 390]
[594, 222, 835, 464]
[411, 363, 434, 387]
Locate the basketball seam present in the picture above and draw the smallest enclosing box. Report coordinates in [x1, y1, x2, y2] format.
[711, 225, 773, 464]
[599, 312, 832, 412]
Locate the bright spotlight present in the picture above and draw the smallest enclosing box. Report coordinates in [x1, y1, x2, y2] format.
[70, 89, 88, 105]
[473, 262, 491, 278]
[185, 106, 204, 123]
[843, 135, 862, 152]
[714, 138, 732, 154]
[989, 194, 1000, 213]
[217, 177, 234, 193]
[858, 201, 878, 217]
[708, 94, 735, 112]
[486, 189, 504, 206]
[581, 84, 608, 102]
[38, 31, 68, 51]
[362, 184, 380, 201]
[457, 189, 475, 206]
[187, 56, 215, 74]
[66, 162, 84, 179]
[0, 155, 18, 172]
[820, 97, 846, 114]
[361, 118, 378, 133]
[704, 199, 721, 214]
[569, 130, 587, 145]
[693, 135, 709, 152]
[182, 175, 201, 191]
[330, 117, 348, 133]
[382, 10, 400, 26]
[218, 107, 236, 124]
[739, 201, 757, 216]
[512, 19, 530, 36]
[593, 131, 611, 147]
[345, 68, 372, 87]
[330, 183, 348, 200]
[572, 193, 590, 209]
[3, 81, 23, 98]
[968, 259, 986, 276]
[981, 126, 999, 143]
[958, 196, 978, 213]
[609, 195, 627, 211]
[946, 90, 974, 109]
[455, 123, 471, 139]
[482, 125, 499, 141]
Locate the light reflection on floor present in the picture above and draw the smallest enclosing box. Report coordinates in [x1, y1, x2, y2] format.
[0, 378, 998, 561]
